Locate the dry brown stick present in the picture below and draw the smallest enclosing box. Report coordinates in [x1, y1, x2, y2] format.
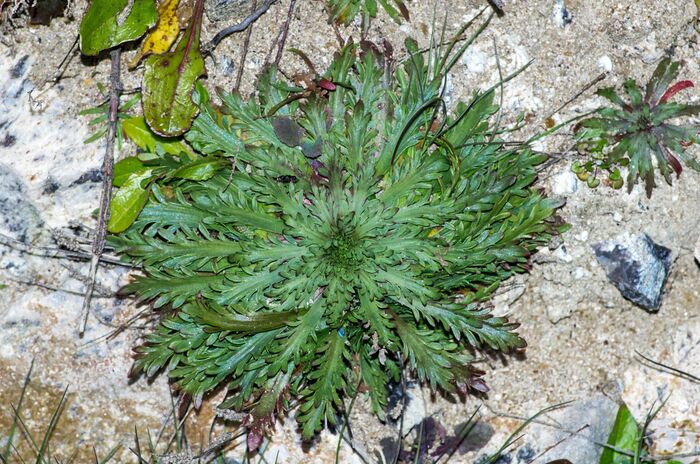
[80, 48, 121, 336]
[546, 72, 607, 121]
[9, 277, 114, 299]
[272, 0, 297, 68]
[527, 424, 588, 463]
[234, 0, 258, 92]
[50, 34, 79, 84]
[76, 307, 153, 351]
[0, 232, 130, 267]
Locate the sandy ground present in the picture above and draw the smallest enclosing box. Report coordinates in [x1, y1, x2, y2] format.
[1, 0, 699, 462]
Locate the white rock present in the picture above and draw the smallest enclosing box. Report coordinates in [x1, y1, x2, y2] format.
[461, 44, 490, 75]
[0, 343, 14, 359]
[552, 170, 578, 195]
[552, 0, 571, 28]
[598, 55, 613, 72]
[542, 282, 580, 323]
[530, 139, 546, 153]
[547, 299, 577, 323]
[573, 267, 591, 280]
[492, 281, 526, 316]
[574, 230, 589, 242]
[554, 244, 574, 263]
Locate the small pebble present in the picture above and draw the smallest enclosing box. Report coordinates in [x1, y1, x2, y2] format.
[599, 55, 613, 72]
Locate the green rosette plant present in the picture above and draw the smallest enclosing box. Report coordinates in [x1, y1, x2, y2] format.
[574, 58, 700, 197]
[111, 18, 567, 445]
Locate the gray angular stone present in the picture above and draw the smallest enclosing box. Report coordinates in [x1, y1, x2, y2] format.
[592, 233, 672, 312]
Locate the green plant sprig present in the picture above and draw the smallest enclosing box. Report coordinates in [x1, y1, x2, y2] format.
[327, 0, 410, 25]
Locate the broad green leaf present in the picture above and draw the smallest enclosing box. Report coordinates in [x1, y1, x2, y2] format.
[113, 156, 148, 187]
[171, 158, 223, 180]
[122, 116, 190, 156]
[108, 170, 154, 233]
[79, 0, 157, 56]
[129, 0, 183, 68]
[142, 0, 205, 136]
[599, 403, 639, 464]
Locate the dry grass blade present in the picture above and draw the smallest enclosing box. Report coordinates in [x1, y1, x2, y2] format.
[635, 350, 700, 384]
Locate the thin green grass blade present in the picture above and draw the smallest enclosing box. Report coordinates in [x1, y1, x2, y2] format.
[2, 360, 34, 460]
[439, 60, 533, 141]
[129, 426, 150, 464]
[36, 386, 69, 464]
[96, 444, 121, 464]
[147, 429, 156, 458]
[413, 418, 424, 464]
[335, 379, 361, 464]
[9, 404, 41, 459]
[635, 396, 669, 464]
[435, 7, 488, 74]
[635, 351, 700, 384]
[442, 12, 494, 76]
[486, 402, 572, 464]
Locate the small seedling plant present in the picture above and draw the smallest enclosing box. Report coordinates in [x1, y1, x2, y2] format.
[109, 12, 567, 445]
[327, 0, 410, 25]
[574, 58, 700, 197]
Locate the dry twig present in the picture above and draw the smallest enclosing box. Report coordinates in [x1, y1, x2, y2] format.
[233, 0, 258, 91]
[272, 0, 297, 68]
[80, 48, 121, 335]
[0, 232, 129, 267]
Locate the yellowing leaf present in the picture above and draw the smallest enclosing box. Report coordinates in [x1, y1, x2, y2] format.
[130, 0, 182, 69]
[142, 0, 205, 136]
